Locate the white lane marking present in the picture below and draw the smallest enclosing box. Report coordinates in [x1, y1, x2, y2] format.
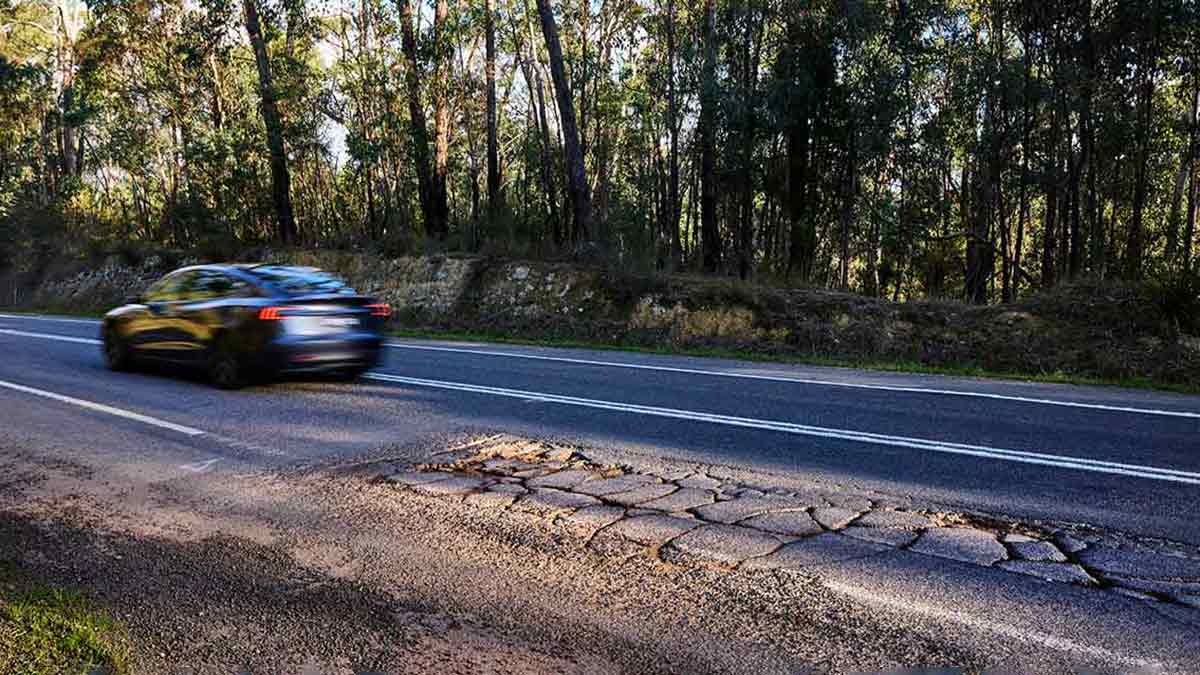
[0, 313, 100, 324]
[0, 378, 206, 436]
[0, 328, 100, 345]
[386, 342, 1200, 420]
[180, 458, 221, 473]
[824, 580, 1162, 669]
[4, 315, 1197, 420]
[364, 372, 1200, 485]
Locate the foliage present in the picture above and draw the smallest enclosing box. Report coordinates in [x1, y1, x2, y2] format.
[0, 0, 1198, 305]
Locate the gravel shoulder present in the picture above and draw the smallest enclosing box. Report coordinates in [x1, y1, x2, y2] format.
[0, 437, 989, 674]
[2, 432, 1197, 674]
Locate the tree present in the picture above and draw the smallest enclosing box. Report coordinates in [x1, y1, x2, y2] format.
[242, 0, 298, 244]
[698, 0, 719, 273]
[535, 0, 592, 242]
[396, 0, 448, 239]
[485, 0, 501, 221]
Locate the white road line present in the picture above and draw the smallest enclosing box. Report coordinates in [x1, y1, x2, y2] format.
[0, 328, 100, 344]
[0, 378, 206, 436]
[364, 372, 1200, 485]
[0, 313, 100, 324]
[386, 342, 1200, 420]
[3, 313, 1197, 419]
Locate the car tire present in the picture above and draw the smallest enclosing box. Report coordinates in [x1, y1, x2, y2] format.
[335, 366, 369, 383]
[102, 328, 132, 372]
[208, 338, 245, 390]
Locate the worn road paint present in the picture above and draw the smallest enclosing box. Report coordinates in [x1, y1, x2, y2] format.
[180, 458, 222, 473]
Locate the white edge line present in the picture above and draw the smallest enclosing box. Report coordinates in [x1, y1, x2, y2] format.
[2, 325, 1194, 483]
[385, 342, 1200, 420]
[0, 313, 101, 324]
[0, 378, 206, 436]
[2, 314, 1195, 419]
[364, 372, 1200, 486]
[0, 328, 101, 344]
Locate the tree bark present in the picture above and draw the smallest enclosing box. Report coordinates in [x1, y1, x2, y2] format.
[486, 0, 501, 222]
[1185, 69, 1200, 273]
[1125, 1, 1161, 281]
[699, 0, 719, 272]
[535, 0, 592, 242]
[397, 0, 445, 238]
[432, 0, 451, 239]
[665, 0, 681, 269]
[243, 0, 298, 244]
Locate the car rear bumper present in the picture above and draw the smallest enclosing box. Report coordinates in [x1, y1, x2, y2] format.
[265, 333, 383, 373]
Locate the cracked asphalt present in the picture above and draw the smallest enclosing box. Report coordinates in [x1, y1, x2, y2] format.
[1, 314, 1199, 673]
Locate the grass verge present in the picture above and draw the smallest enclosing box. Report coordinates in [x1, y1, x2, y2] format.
[0, 561, 130, 675]
[390, 327, 1200, 396]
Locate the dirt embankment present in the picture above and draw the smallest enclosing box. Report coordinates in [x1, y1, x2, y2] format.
[3, 249, 1198, 386]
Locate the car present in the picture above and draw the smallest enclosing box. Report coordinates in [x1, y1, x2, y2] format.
[100, 264, 390, 388]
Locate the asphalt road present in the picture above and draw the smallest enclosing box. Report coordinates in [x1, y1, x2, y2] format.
[3, 312, 1200, 672]
[1, 312, 1198, 544]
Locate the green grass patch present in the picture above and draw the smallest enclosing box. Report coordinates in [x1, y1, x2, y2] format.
[389, 326, 1200, 396]
[0, 562, 130, 675]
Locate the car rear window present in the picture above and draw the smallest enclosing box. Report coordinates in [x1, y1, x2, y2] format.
[245, 266, 355, 296]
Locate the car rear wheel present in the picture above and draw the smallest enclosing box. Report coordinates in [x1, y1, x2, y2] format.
[102, 329, 132, 371]
[208, 338, 245, 390]
[336, 366, 370, 382]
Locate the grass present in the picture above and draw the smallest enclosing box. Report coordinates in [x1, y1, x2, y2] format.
[390, 326, 1200, 396]
[0, 562, 130, 675]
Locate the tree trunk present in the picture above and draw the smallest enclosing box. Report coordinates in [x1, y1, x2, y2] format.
[396, 0, 444, 238]
[431, 0, 451, 239]
[1186, 70, 1200, 273]
[699, 0, 719, 272]
[243, 0, 298, 244]
[1125, 2, 1161, 281]
[665, 0, 681, 269]
[486, 0, 501, 222]
[1042, 84, 1059, 288]
[535, 0, 592, 242]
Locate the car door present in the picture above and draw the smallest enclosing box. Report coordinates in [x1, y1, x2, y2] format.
[138, 270, 199, 359]
[126, 271, 189, 355]
[172, 270, 245, 359]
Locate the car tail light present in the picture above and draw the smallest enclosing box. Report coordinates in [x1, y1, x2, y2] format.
[258, 306, 292, 320]
[366, 303, 392, 318]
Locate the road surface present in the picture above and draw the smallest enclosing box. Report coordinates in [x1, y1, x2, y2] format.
[1, 312, 1199, 673]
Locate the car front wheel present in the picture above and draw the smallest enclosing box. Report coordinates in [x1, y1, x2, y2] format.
[102, 328, 132, 371]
